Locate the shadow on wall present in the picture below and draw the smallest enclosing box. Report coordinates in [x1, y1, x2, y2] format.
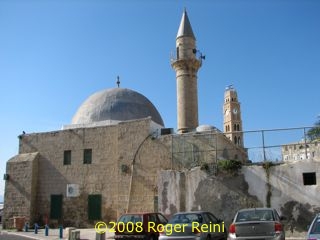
[192, 172, 262, 227]
[281, 201, 320, 232]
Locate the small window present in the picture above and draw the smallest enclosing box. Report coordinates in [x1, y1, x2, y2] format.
[83, 149, 92, 164]
[303, 172, 316, 185]
[176, 47, 179, 60]
[63, 150, 71, 165]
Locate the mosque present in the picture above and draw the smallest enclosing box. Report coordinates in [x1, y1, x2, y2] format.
[3, 10, 247, 227]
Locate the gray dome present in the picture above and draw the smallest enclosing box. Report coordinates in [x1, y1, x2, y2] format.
[196, 125, 217, 132]
[72, 88, 164, 126]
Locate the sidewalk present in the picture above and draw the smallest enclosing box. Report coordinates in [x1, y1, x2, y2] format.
[1, 227, 306, 240]
[1, 228, 115, 240]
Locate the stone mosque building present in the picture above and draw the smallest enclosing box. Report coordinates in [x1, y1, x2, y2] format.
[3, 10, 248, 227]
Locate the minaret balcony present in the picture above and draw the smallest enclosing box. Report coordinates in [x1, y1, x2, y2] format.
[171, 54, 202, 68]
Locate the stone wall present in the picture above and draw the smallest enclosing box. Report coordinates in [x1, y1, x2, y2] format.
[158, 168, 261, 226]
[243, 160, 320, 231]
[3, 152, 39, 228]
[158, 161, 320, 231]
[4, 118, 173, 227]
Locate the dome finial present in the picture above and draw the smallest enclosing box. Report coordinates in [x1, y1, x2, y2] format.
[116, 76, 120, 88]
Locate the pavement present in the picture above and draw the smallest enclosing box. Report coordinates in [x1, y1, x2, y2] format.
[0, 227, 115, 240]
[0, 226, 307, 240]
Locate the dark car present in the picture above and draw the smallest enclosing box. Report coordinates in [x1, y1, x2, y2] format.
[114, 212, 168, 240]
[159, 211, 226, 240]
[228, 208, 285, 240]
[306, 213, 320, 240]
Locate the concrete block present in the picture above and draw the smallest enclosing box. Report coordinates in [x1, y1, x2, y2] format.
[70, 230, 80, 240]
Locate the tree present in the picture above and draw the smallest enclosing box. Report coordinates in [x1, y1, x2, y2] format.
[307, 116, 320, 141]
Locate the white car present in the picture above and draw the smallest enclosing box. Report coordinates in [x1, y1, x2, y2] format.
[307, 213, 320, 240]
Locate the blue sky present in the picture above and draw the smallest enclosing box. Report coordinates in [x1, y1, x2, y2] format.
[0, 0, 319, 200]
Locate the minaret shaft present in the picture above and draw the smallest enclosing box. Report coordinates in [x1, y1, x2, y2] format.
[172, 10, 201, 133]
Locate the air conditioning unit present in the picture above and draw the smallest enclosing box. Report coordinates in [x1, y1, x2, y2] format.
[160, 128, 173, 135]
[66, 184, 80, 197]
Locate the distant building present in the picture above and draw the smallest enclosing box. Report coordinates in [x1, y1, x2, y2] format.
[223, 85, 244, 148]
[282, 139, 320, 162]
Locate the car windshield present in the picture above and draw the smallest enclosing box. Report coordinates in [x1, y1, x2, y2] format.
[169, 213, 203, 224]
[310, 219, 320, 234]
[118, 214, 142, 223]
[236, 209, 275, 222]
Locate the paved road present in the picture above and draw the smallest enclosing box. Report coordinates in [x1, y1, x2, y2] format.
[0, 233, 34, 240]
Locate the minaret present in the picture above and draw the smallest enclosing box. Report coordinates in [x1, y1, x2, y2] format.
[223, 85, 244, 147]
[171, 10, 203, 133]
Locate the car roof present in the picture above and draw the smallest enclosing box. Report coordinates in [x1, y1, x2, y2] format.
[120, 212, 163, 216]
[173, 211, 211, 214]
[237, 208, 275, 212]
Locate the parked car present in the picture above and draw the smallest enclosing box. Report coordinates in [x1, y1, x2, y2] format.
[228, 208, 285, 240]
[159, 211, 226, 240]
[306, 213, 320, 240]
[114, 212, 168, 240]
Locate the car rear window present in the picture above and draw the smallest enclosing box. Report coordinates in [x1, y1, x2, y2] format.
[118, 214, 143, 223]
[169, 213, 203, 224]
[236, 210, 275, 222]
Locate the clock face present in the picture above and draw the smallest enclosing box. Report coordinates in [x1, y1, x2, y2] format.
[225, 109, 230, 116]
[233, 108, 238, 114]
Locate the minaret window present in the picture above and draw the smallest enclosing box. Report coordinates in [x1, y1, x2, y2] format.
[234, 136, 237, 144]
[176, 47, 179, 60]
[238, 137, 241, 145]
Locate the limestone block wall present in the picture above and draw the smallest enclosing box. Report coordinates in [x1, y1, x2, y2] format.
[17, 123, 121, 226]
[8, 118, 173, 227]
[117, 123, 172, 214]
[170, 131, 247, 170]
[3, 152, 39, 228]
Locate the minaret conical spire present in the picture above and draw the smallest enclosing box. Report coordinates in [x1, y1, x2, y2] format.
[176, 9, 196, 40]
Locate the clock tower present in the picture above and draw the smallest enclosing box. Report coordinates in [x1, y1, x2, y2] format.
[223, 85, 244, 147]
